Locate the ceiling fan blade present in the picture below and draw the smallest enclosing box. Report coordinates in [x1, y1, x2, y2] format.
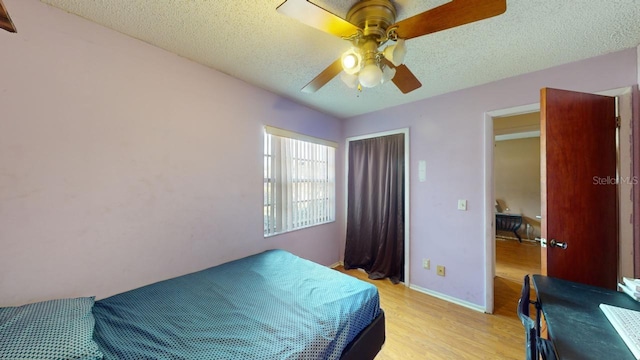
[301, 58, 343, 93]
[392, 0, 506, 40]
[277, 0, 360, 38]
[0, 0, 17, 33]
[384, 60, 421, 94]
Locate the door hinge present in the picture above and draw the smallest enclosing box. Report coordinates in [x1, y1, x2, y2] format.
[616, 116, 621, 128]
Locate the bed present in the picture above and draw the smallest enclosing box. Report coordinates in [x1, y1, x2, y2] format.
[0, 249, 384, 360]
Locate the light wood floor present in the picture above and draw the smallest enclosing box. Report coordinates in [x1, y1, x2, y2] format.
[495, 238, 541, 283]
[337, 239, 540, 359]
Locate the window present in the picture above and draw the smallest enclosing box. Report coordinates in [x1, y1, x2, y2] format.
[264, 126, 336, 236]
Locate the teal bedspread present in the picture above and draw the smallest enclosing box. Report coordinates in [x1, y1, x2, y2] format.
[92, 249, 381, 360]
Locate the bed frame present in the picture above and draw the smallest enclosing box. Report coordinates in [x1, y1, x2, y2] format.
[340, 310, 386, 360]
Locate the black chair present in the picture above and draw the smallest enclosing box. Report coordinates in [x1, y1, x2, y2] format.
[517, 275, 557, 360]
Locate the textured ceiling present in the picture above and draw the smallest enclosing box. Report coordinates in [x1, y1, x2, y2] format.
[39, 0, 640, 119]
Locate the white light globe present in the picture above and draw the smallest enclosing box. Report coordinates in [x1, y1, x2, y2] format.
[383, 39, 407, 66]
[340, 72, 359, 88]
[341, 49, 362, 75]
[358, 64, 383, 88]
[343, 54, 358, 69]
[381, 66, 396, 83]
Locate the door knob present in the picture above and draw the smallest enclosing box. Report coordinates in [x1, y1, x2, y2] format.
[549, 239, 568, 249]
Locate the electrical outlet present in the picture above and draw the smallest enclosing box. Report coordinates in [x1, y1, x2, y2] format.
[422, 259, 430, 270]
[436, 265, 446, 276]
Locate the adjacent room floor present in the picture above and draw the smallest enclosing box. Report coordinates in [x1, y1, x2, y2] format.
[496, 237, 542, 283]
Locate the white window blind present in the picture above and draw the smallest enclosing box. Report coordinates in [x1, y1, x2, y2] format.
[264, 126, 336, 236]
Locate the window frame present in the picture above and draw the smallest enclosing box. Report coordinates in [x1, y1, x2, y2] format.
[264, 126, 337, 237]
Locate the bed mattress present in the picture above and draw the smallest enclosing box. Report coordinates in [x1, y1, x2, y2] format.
[92, 249, 381, 360]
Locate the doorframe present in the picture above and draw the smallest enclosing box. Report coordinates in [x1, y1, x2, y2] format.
[345, 128, 411, 286]
[482, 86, 633, 313]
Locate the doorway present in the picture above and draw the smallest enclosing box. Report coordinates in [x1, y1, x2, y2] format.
[483, 86, 634, 313]
[493, 112, 542, 285]
[345, 128, 410, 285]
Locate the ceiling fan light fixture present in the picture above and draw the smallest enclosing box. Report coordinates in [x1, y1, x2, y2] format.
[359, 63, 383, 88]
[383, 39, 406, 66]
[278, 0, 507, 95]
[341, 49, 362, 75]
[340, 72, 359, 88]
[381, 66, 396, 83]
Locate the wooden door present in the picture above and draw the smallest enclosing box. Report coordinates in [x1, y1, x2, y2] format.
[540, 88, 617, 289]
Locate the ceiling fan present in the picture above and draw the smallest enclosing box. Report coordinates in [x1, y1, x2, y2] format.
[0, 0, 17, 33]
[277, 0, 506, 94]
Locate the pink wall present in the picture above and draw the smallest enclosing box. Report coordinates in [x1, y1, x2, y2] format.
[344, 48, 639, 307]
[0, 0, 343, 306]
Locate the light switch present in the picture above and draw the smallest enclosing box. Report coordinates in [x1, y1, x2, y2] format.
[418, 160, 426, 182]
[457, 199, 467, 211]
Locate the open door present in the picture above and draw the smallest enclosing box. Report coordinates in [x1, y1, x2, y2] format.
[540, 88, 617, 289]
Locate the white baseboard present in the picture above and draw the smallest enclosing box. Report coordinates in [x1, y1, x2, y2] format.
[409, 283, 487, 313]
[331, 264, 485, 312]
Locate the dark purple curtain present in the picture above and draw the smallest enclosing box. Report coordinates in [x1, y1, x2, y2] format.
[344, 134, 404, 283]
